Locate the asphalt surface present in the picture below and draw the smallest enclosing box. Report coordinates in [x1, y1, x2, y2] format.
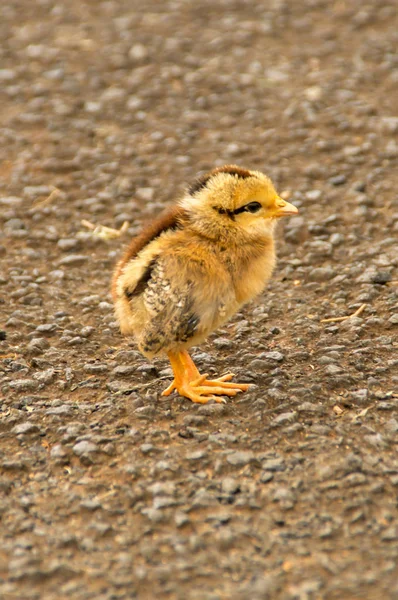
[0, 1, 397, 599]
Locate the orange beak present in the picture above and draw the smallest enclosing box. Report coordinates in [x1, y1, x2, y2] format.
[273, 197, 299, 217]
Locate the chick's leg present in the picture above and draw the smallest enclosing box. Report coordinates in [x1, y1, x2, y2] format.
[161, 350, 199, 397]
[162, 350, 250, 404]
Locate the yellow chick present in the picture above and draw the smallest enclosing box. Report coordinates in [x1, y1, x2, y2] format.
[112, 165, 298, 404]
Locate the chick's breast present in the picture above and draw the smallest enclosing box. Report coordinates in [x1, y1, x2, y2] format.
[114, 231, 237, 358]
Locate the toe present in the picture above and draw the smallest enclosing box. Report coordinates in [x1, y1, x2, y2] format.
[191, 373, 209, 386]
[196, 385, 241, 397]
[183, 391, 214, 404]
[213, 373, 234, 382]
[203, 379, 249, 390]
[161, 381, 176, 396]
[189, 393, 227, 405]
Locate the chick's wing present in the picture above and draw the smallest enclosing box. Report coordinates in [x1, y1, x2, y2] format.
[139, 250, 234, 355]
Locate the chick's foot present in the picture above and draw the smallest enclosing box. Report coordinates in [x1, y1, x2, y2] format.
[162, 350, 250, 404]
[162, 377, 248, 404]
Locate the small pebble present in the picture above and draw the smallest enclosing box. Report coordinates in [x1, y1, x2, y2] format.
[226, 451, 256, 467]
[271, 412, 298, 426]
[12, 422, 40, 435]
[73, 441, 98, 456]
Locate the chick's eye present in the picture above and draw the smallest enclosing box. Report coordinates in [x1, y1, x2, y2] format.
[244, 201, 262, 213]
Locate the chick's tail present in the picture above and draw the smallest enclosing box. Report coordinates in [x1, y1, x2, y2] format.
[162, 350, 250, 404]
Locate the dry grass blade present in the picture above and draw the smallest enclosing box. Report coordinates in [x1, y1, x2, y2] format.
[81, 219, 130, 240]
[351, 405, 374, 422]
[32, 187, 62, 209]
[321, 303, 366, 323]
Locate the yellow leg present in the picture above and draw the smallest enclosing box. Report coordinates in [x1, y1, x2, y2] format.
[161, 350, 250, 404]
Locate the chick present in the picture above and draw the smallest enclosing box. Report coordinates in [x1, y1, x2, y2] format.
[112, 165, 298, 404]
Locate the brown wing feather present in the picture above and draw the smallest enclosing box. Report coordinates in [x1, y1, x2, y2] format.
[111, 205, 185, 300]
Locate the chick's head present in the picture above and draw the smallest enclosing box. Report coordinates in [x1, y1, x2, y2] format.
[181, 165, 298, 240]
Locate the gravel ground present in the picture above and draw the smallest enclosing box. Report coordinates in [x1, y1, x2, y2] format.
[1, 1, 397, 599]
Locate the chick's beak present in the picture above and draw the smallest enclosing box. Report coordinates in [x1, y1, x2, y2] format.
[273, 197, 299, 218]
